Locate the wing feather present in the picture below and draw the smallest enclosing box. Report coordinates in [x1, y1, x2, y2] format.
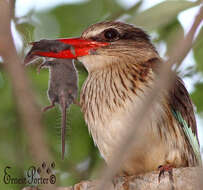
[169, 77, 202, 165]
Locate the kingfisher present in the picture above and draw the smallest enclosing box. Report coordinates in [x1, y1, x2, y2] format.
[25, 21, 202, 179]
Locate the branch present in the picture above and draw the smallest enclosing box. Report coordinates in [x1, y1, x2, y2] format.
[22, 167, 203, 190]
[0, 1, 55, 189]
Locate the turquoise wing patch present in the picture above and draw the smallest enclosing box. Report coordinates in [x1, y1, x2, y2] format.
[172, 109, 202, 165]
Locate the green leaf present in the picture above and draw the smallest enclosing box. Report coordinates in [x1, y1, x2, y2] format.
[16, 22, 35, 43]
[156, 19, 184, 56]
[48, 0, 123, 38]
[129, 1, 198, 30]
[109, 0, 142, 20]
[33, 13, 61, 40]
[193, 27, 203, 73]
[191, 82, 203, 113]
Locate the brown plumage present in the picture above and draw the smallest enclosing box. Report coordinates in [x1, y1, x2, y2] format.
[78, 21, 201, 175]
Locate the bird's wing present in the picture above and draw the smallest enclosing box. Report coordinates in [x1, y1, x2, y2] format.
[172, 109, 201, 164]
[169, 77, 202, 165]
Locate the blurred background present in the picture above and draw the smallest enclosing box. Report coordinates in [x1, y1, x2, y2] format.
[0, 0, 202, 189]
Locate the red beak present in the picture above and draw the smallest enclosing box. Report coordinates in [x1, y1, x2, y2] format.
[57, 38, 108, 58]
[24, 38, 109, 64]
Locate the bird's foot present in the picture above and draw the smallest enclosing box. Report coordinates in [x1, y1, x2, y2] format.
[158, 164, 173, 183]
[158, 164, 175, 190]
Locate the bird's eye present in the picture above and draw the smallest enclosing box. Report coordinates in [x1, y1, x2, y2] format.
[104, 28, 119, 41]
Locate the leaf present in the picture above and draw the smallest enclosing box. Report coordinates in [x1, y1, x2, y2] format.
[33, 13, 61, 40]
[48, 0, 123, 38]
[193, 27, 203, 73]
[129, 1, 198, 30]
[157, 19, 184, 56]
[109, 0, 142, 20]
[191, 82, 203, 113]
[16, 22, 35, 43]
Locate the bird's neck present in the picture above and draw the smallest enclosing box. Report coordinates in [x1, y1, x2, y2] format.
[78, 43, 159, 73]
[80, 56, 161, 125]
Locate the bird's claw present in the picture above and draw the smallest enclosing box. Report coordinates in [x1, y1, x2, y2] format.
[158, 164, 173, 183]
[158, 164, 175, 190]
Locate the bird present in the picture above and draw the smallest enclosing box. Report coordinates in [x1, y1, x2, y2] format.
[25, 21, 202, 178]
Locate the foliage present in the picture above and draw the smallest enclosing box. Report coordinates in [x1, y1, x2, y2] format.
[0, 0, 202, 189]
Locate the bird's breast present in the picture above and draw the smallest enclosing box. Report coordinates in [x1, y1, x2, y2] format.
[80, 70, 156, 163]
[80, 66, 197, 174]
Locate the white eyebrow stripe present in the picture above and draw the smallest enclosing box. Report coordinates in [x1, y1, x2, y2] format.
[83, 26, 116, 39]
[88, 28, 105, 37]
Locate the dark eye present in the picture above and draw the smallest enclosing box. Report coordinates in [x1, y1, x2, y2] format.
[104, 28, 119, 41]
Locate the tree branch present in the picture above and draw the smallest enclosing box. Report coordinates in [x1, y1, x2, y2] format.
[0, 1, 55, 189]
[23, 167, 203, 190]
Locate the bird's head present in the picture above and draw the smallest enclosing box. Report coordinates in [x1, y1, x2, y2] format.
[25, 21, 159, 72]
[79, 21, 158, 72]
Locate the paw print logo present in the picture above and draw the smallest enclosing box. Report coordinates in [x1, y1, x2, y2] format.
[36, 162, 55, 175]
[36, 162, 56, 184]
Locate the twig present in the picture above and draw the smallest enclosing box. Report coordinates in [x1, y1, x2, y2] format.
[96, 5, 203, 190]
[0, 1, 55, 189]
[173, 4, 203, 68]
[73, 167, 202, 190]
